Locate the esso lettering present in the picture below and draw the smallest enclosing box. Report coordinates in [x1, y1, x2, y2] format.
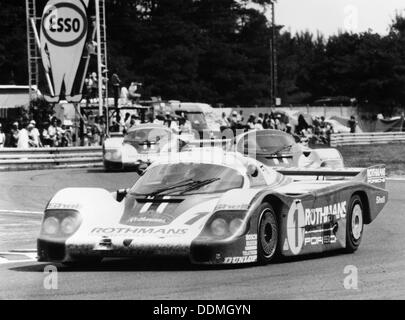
[49, 17, 80, 33]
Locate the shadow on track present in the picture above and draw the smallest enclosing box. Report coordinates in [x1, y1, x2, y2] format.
[9, 249, 350, 273]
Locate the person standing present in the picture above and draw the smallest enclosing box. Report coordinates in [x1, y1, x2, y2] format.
[10, 122, 20, 148]
[17, 122, 30, 149]
[111, 72, 122, 109]
[348, 116, 357, 134]
[0, 123, 5, 148]
[29, 120, 42, 147]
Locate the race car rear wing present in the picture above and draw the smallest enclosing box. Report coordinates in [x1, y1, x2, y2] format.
[277, 165, 387, 189]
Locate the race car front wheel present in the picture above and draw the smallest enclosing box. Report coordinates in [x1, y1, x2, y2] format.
[345, 195, 364, 253]
[257, 203, 279, 264]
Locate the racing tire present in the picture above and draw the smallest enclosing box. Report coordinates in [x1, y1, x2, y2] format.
[257, 203, 279, 265]
[345, 195, 364, 253]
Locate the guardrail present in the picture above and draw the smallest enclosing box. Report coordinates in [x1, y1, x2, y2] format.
[0, 147, 103, 171]
[331, 132, 405, 147]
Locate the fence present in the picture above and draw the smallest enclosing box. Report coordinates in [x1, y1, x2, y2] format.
[0, 147, 103, 171]
[331, 132, 405, 147]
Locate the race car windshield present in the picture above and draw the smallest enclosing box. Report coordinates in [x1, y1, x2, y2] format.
[124, 128, 171, 144]
[131, 163, 244, 196]
[238, 132, 295, 155]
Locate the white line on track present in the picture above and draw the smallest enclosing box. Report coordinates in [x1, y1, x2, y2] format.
[0, 251, 38, 265]
[388, 177, 405, 182]
[0, 209, 43, 215]
[0, 258, 37, 265]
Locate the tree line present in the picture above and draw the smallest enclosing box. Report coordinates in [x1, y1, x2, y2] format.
[1, 0, 405, 112]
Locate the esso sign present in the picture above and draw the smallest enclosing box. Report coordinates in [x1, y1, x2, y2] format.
[41, 2, 88, 47]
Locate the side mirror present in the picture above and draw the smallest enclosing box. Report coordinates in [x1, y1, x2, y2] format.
[116, 189, 129, 202]
[247, 164, 259, 178]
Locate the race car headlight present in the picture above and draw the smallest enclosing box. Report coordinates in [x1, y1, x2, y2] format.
[229, 218, 244, 235]
[104, 149, 122, 161]
[205, 211, 248, 239]
[40, 210, 82, 240]
[61, 216, 80, 235]
[210, 218, 228, 237]
[43, 217, 60, 235]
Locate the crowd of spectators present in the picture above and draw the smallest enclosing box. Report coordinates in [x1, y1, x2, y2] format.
[0, 115, 108, 149]
[219, 111, 337, 145]
[0, 107, 357, 149]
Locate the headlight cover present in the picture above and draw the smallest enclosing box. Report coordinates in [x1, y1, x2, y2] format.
[40, 210, 82, 240]
[204, 211, 248, 239]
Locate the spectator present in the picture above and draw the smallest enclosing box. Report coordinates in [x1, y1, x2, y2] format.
[27, 123, 40, 148]
[128, 82, 141, 103]
[219, 112, 230, 132]
[154, 114, 165, 126]
[238, 110, 244, 123]
[84, 73, 93, 104]
[179, 115, 192, 135]
[29, 120, 42, 147]
[348, 116, 357, 134]
[91, 72, 98, 100]
[0, 123, 5, 148]
[263, 114, 270, 129]
[111, 71, 122, 108]
[10, 122, 20, 148]
[17, 122, 30, 149]
[247, 114, 256, 130]
[48, 118, 59, 147]
[274, 115, 282, 130]
[255, 119, 264, 130]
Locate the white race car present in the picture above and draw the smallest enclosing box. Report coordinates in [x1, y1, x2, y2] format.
[103, 124, 189, 172]
[37, 148, 387, 266]
[229, 129, 344, 169]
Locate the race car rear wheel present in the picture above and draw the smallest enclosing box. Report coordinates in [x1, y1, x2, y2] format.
[345, 195, 364, 253]
[257, 203, 279, 264]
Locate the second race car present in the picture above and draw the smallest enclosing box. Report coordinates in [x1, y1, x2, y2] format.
[229, 129, 345, 169]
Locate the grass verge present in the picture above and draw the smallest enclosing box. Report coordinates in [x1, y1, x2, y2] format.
[337, 143, 405, 177]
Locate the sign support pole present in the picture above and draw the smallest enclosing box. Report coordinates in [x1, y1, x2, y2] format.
[95, 0, 103, 117]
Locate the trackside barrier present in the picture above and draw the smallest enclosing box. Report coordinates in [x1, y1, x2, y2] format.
[330, 132, 405, 147]
[0, 147, 103, 171]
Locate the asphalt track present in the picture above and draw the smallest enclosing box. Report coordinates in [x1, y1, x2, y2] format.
[0, 169, 404, 300]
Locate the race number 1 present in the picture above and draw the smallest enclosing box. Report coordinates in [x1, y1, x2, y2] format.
[287, 200, 305, 255]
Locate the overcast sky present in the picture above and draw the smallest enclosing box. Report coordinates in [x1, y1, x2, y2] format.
[264, 0, 405, 37]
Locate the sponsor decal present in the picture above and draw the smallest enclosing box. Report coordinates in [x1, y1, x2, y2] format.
[243, 234, 257, 256]
[376, 196, 386, 205]
[215, 204, 249, 211]
[91, 227, 188, 236]
[40, 0, 89, 103]
[126, 217, 166, 224]
[304, 235, 337, 246]
[286, 200, 347, 255]
[224, 256, 257, 264]
[304, 202, 346, 226]
[47, 202, 80, 210]
[287, 201, 306, 255]
[367, 167, 386, 184]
